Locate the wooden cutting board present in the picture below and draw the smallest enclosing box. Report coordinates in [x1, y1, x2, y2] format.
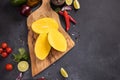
[27, 0, 75, 77]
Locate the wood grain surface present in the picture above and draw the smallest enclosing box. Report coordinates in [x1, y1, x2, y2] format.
[27, 0, 75, 77]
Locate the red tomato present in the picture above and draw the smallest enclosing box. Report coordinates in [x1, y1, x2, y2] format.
[6, 47, 12, 54]
[1, 52, 8, 58]
[5, 63, 13, 71]
[0, 48, 3, 54]
[1, 42, 8, 49]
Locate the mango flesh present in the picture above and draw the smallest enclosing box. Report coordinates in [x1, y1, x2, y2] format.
[32, 18, 59, 34]
[48, 30, 67, 52]
[32, 17, 67, 60]
[35, 33, 51, 60]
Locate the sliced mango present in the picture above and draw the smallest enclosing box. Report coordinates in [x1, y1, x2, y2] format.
[32, 18, 59, 34]
[35, 33, 51, 60]
[48, 30, 67, 52]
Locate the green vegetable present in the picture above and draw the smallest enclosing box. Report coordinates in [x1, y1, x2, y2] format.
[13, 48, 29, 62]
[10, 0, 27, 6]
[54, 8, 61, 13]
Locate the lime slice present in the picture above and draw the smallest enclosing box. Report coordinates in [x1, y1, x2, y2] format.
[60, 68, 68, 78]
[73, 0, 80, 9]
[65, 0, 73, 5]
[17, 61, 29, 72]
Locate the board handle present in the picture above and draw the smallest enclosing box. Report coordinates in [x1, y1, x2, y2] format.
[42, 0, 50, 5]
[39, 0, 52, 11]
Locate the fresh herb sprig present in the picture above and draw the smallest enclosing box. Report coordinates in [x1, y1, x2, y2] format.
[13, 48, 29, 62]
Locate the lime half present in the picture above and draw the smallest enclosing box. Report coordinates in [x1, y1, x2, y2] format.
[60, 68, 68, 78]
[17, 61, 29, 72]
[65, 0, 73, 5]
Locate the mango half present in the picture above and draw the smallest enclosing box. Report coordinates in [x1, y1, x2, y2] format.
[32, 18, 59, 34]
[48, 30, 67, 52]
[35, 33, 51, 60]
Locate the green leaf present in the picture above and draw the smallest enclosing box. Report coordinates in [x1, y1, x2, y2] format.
[13, 53, 21, 62]
[22, 53, 29, 60]
[55, 8, 61, 13]
[13, 48, 29, 62]
[18, 48, 25, 55]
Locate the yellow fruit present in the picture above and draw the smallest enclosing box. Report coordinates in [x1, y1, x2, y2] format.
[32, 18, 59, 34]
[65, 0, 73, 5]
[60, 68, 68, 78]
[73, 0, 80, 9]
[35, 33, 51, 60]
[17, 61, 29, 72]
[48, 30, 67, 52]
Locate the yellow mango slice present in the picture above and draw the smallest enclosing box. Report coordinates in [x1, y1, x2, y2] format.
[48, 30, 67, 52]
[32, 18, 59, 34]
[35, 33, 51, 60]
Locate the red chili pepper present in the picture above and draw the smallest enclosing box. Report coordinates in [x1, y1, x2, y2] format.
[58, 11, 63, 16]
[63, 11, 70, 31]
[59, 11, 76, 31]
[69, 15, 77, 24]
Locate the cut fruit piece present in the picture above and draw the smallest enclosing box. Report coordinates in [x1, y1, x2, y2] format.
[65, 0, 73, 5]
[48, 30, 67, 52]
[17, 61, 29, 72]
[32, 18, 59, 34]
[60, 68, 68, 78]
[73, 0, 80, 9]
[35, 33, 51, 60]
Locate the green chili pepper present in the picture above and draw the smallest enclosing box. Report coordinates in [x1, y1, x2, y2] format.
[10, 0, 27, 6]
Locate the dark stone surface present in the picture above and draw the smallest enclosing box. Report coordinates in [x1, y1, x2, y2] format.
[0, 0, 120, 80]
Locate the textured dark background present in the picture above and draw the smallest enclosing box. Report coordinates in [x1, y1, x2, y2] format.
[0, 0, 120, 80]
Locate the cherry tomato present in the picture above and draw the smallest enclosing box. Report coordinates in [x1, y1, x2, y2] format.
[5, 63, 13, 71]
[1, 42, 8, 49]
[6, 47, 12, 54]
[20, 5, 31, 16]
[1, 52, 8, 58]
[0, 48, 3, 54]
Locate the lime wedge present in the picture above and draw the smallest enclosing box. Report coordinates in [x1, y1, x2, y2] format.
[60, 68, 68, 78]
[65, 0, 73, 5]
[17, 61, 29, 72]
[73, 0, 80, 9]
